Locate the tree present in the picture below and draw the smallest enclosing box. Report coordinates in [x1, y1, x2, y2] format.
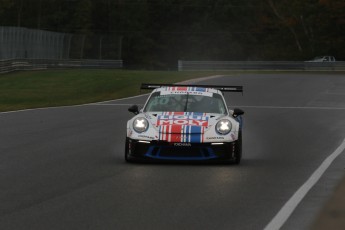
[0, 0, 344, 65]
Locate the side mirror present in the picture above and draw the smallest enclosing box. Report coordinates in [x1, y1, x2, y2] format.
[233, 108, 244, 117]
[128, 105, 139, 115]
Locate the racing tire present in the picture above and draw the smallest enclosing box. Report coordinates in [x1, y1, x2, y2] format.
[234, 131, 242, 164]
[124, 137, 131, 162]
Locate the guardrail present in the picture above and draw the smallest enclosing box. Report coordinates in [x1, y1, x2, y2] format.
[178, 60, 345, 71]
[0, 59, 123, 74]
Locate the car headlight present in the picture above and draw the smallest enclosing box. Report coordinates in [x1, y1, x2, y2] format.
[216, 119, 232, 135]
[133, 117, 149, 133]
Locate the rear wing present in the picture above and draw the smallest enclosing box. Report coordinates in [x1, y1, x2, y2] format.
[140, 83, 243, 93]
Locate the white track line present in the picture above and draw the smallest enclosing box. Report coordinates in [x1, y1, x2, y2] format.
[0, 104, 90, 115]
[0, 94, 150, 115]
[0, 75, 224, 115]
[3, 104, 344, 115]
[92, 104, 345, 111]
[232, 105, 345, 110]
[90, 103, 143, 106]
[93, 93, 149, 103]
[263, 138, 345, 230]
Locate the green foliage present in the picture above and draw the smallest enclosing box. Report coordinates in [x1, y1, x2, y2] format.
[0, 69, 229, 112]
[0, 0, 344, 67]
[0, 0, 13, 15]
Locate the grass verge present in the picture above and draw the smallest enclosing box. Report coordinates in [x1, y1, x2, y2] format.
[0, 69, 228, 112]
[2, 69, 344, 112]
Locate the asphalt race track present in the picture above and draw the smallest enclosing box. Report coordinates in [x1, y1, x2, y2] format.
[1, 73, 345, 230]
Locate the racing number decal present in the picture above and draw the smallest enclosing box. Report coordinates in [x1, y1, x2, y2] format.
[151, 97, 169, 106]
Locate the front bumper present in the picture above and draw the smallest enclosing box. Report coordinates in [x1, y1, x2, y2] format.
[126, 138, 238, 161]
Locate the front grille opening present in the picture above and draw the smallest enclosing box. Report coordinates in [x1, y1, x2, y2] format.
[144, 142, 233, 160]
[151, 147, 159, 156]
[159, 147, 203, 158]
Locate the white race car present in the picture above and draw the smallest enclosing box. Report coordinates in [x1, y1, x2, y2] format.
[125, 83, 244, 164]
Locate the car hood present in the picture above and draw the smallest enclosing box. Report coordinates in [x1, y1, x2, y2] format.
[145, 112, 225, 134]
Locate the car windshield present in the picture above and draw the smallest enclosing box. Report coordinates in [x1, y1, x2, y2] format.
[144, 92, 227, 114]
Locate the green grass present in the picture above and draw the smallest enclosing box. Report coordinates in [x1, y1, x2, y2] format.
[0, 69, 231, 112]
[3, 69, 343, 112]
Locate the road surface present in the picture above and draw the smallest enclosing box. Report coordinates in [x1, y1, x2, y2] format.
[1, 73, 345, 230]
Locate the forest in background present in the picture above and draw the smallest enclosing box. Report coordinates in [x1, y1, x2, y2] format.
[0, 0, 344, 69]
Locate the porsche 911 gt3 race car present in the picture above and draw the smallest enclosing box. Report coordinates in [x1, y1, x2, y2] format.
[125, 83, 244, 164]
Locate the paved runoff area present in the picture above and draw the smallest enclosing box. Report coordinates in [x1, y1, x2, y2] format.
[311, 174, 345, 230]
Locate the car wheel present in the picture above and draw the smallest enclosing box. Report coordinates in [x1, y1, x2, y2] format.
[234, 131, 242, 164]
[125, 137, 131, 162]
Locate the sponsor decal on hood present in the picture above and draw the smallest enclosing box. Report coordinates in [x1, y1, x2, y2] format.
[156, 112, 209, 127]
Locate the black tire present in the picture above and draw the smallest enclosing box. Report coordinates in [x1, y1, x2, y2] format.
[234, 131, 242, 164]
[124, 137, 131, 162]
